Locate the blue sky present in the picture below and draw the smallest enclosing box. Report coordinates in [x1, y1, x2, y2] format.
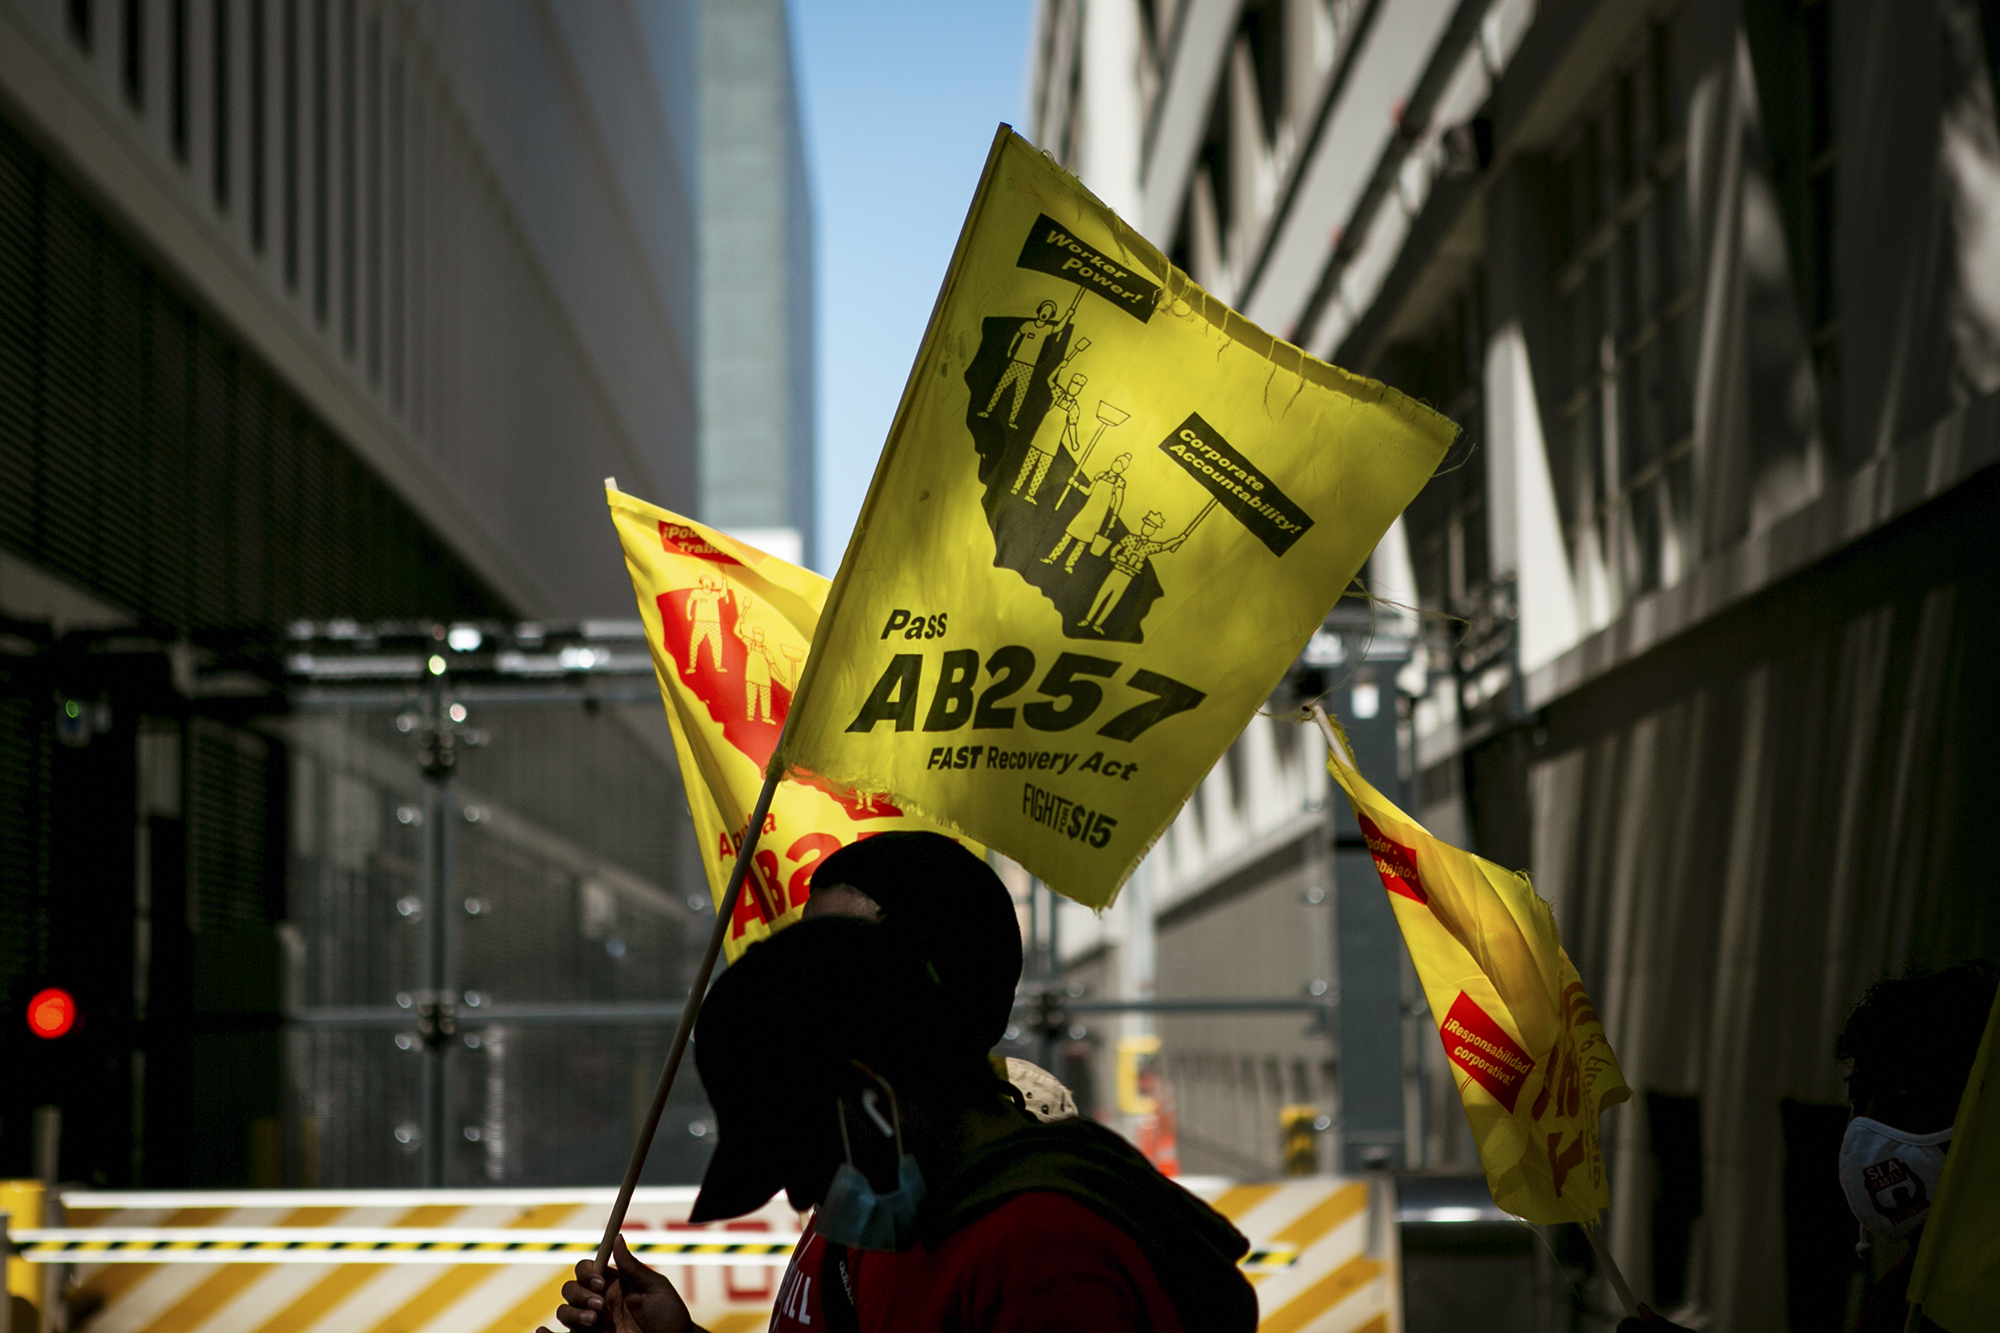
[790, 1, 1035, 571]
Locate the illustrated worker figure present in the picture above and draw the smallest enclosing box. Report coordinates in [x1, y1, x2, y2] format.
[1012, 371, 1087, 504]
[1084, 510, 1191, 634]
[736, 620, 784, 723]
[685, 575, 727, 676]
[1043, 453, 1130, 573]
[979, 299, 1064, 428]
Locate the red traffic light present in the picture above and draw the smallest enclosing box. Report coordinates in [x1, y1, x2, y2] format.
[27, 987, 77, 1039]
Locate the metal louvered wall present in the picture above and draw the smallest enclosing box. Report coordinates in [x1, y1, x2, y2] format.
[0, 97, 514, 1189]
[0, 106, 508, 629]
[188, 718, 283, 931]
[0, 695, 54, 1033]
[281, 696, 710, 1190]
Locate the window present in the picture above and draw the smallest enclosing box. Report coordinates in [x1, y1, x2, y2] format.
[1136, 0, 1166, 119]
[341, 0, 356, 357]
[1747, 0, 1838, 458]
[1193, 86, 1233, 260]
[171, 0, 189, 162]
[1239, 0, 1287, 149]
[313, 0, 328, 323]
[1164, 0, 1367, 300]
[250, 0, 266, 250]
[1804, 3, 1836, 450]
[1389, 283, 1497, 722]
[365, 13, 381, 384]
[212, 0, 230, 210]
[407, 84, 424, 432]
[1550, 21, 1693, 624]
[122, 0, 143, 108]
[1394, 284, 1489, 618]
[1058, 30, 1083, 167]
[284, 0, 299, 287]
[387, 53, 404, 412]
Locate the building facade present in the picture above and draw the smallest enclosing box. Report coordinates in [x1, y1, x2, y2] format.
[1029, 0, 2000, 1328]
[0, 0, 728, 1190]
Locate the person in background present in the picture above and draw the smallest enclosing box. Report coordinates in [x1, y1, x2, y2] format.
[1837, 959, 1994, 1333]
[1620, 959, 1996, 1332]
[551, 916, 1255, 1332]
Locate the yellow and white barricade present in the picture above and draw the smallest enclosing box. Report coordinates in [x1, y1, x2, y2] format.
[17, 1188, 801, 1333]
[1184, 1176, 1400, 1333]
[11, 1177, 1399, 1333]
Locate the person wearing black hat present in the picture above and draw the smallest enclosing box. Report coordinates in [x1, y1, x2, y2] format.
[798, 832, 1026, 1049]
[802, 834, 1078, 1121]
[548, 835, 1255, 1333]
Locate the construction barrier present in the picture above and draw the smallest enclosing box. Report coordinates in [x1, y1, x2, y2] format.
[13, 1230, 806, 1266]
[1188, 1177, 1400, 1333]
[6, 1177, 1399, 1333]
[4, 1178, 49, 1333]
[16, 1188, 798, 1333]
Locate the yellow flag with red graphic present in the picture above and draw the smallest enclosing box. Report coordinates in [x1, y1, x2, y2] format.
[608, 486, 976, 959]
[1323, 715, 1630, 1225]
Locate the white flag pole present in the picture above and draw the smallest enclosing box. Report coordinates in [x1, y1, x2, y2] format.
[591, 730, 791, 1268]
[1583, 1223, 1642, 1318]
[1307, 700, 1354, 767]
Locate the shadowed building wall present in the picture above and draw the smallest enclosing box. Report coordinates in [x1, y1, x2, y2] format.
[1029, 0, 2000, 1327]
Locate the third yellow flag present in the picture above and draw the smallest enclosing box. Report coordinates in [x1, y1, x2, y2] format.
[776, 127, 1454, 906]
[1906, 984, 2000, 1330]
[1324, 715, 1631, 1226]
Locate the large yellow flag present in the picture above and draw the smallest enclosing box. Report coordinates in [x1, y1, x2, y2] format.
[1907, 985, 2000, 1330]
[774, 127, 1454, 907]
[1323, 718, 1630, 1225]
[608, 487, 974, 959]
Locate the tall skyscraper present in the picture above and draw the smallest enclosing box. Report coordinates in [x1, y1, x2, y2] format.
[698, 0, 815, 568]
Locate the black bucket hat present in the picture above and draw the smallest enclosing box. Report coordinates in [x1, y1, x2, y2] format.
[807, 832, 1022, 1051]
[689, 916, 947, 1222]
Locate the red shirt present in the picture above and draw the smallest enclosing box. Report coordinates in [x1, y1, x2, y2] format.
[769, 1218, 825, 1329]
[768, 1192, 1186, 1332]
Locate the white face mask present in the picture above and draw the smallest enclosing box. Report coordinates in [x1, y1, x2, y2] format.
[1839, 1116, 1951, 1240]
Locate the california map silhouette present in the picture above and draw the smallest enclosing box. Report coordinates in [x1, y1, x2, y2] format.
[962, 314, 1164, 644]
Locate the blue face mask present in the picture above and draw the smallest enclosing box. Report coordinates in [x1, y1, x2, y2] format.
[817, 1081, 926, 1252]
